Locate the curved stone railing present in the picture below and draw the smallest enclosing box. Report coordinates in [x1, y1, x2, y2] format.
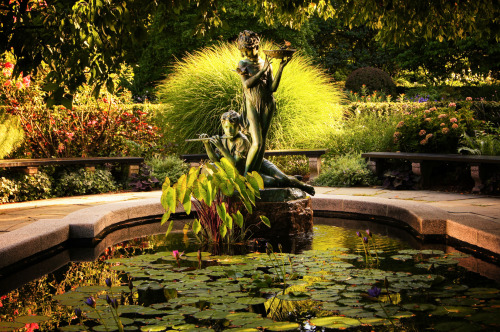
[0, 194, 498, 272]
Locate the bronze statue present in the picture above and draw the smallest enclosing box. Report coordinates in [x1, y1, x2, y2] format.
[200, 110, 315, 195]
[191, 31, 314, 195]
[236, 30, 291, 175]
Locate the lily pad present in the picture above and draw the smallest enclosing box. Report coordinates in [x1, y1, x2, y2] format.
[431, 306, 475, 317]
[265, 322, 300, 331]
[310, 316, 361, 329]
[236, 297, 267, 305]
[402, 303, 436, 311]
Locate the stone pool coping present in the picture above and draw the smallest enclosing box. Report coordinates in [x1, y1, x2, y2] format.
[0, 192, 499, 270]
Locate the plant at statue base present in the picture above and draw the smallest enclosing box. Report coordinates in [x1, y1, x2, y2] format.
[161, 157, 269, 243]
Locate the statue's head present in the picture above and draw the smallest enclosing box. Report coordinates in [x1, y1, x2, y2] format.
[221, 110, 241, 138]
[237, 30, 260, 57]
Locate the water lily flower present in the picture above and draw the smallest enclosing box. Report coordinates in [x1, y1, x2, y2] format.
[85, 297, 96, 308]
[368, 286, 381, 298]
[105, 278, 112, 287]
[172, 250, 179, 259]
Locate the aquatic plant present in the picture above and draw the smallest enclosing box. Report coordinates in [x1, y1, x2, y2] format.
[160, 157, 269, 244]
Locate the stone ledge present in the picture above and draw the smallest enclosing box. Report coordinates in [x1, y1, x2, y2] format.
[0, 198, 169, 270]
[1, 193, 499, 272]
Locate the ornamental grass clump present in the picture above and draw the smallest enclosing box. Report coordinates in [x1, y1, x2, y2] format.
[157, 42, 344, 153]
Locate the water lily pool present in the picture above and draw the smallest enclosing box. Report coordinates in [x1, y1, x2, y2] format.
[1, 220, 499, 331]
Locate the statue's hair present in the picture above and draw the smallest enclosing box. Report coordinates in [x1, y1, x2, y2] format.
[237, 30, 260, 50]
[221, 110, 240, 124]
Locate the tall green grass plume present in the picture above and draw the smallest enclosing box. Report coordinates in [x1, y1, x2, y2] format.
[157, 41, 344, 153]
[0, 110, 24, 159]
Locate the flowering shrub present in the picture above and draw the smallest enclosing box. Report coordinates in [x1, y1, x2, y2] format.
[393, 102, 479, 153]
[1, 57, 163, 158]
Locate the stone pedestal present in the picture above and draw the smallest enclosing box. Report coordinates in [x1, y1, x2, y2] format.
[245, 188, 313, 238]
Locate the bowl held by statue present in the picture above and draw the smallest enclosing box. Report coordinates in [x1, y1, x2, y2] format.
[263, 49, 296, 59]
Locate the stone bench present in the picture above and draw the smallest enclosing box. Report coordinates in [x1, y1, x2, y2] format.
[0, 157, 144, 178]
[181, 149, 327, 179]
[361, 152, 500, 193]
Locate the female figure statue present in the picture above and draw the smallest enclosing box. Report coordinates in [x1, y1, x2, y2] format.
[236, 30, 290, 175]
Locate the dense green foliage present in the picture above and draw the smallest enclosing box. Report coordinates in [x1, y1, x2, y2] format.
[312, 154, 377, 187]
[130, 0, 316, 100]
[3, 0, 497, 104]
[157, 41, 344, 154]
[0, 110, 24, 159]
[0, 172, 52, 203]
[146, 155, 189, 185]
[345, 67, 396, 95]
[54, 169, 118, 197]
[325, 111, 402, 155]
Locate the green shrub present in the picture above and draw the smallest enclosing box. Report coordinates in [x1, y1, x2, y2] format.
[312, 154, 378, 187]
[325, 110, 401, 155]
[146, 155, 188, 185]
[345, 67, 396, 95]
[0, 176, 18, 203]
[16, 172, 52, 201]
[458, 123, 500, 156]
[54, 169, 118, 197]
[266, 155, 309, 177]
[0, 110, 24, 159]
[0, 171, 52, 203]
[157, 41, 345, 153]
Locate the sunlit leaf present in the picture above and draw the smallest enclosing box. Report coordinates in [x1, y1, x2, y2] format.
[260, 215, 271, 228]
[192, 219, 201, 235]
[221, 157, 236, 179]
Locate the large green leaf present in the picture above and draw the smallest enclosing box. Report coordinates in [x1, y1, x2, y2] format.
[220, 224, 227, 238]
[165, 186, 177, 213]
[186, 167, 200, 187]
[192, 219, 201, 235]
[221, 158, 236, 179]
[260, 216, 271, 228]
[182, 189, 192, 215]
[160, 211, 171, 225]
[175, 174, 187, 204]
[232, 211, 244, 228]
[216, 202, 227, 223]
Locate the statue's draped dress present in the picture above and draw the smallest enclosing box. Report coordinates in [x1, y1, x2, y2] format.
[239, 59, 275, 172]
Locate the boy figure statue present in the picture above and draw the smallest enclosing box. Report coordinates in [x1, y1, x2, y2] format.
[203, 110, 315, 196]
